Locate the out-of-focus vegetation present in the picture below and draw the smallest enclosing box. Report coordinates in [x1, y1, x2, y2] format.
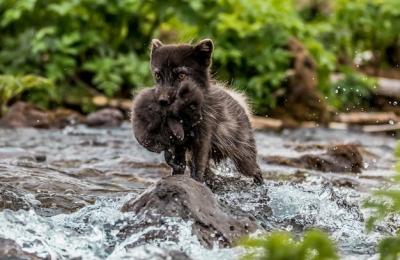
[329, 67, 377, 110]
[363, 142, 400, 260]
[240, 229, 338, 260]
[0, 74, 53, 116]
[0, 0, 398, 114]
[330, 0, 400, 68]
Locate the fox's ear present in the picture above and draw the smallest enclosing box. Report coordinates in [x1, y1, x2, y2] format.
[150, 39, 163, 53]
[194, 39, 213, 67]
[167, 118, 184, 141]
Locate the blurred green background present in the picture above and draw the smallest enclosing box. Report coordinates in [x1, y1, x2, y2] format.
[0, 0, 399, 117]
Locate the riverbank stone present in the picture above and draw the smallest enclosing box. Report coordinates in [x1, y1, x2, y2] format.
[120, 174, 257, 248]
[264, 143, 363, 173]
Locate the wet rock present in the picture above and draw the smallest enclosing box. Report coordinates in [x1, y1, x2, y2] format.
[0, 185, 32, 211]
[86, 108, 124, 127]
[264, 144, 363, 173]
[0, 102, 83, 128]
[0, 182, 93, 216]
[120, 175, 257, 248]
[112, 246, 191, 260]
[0, 165, 98, 216]
[0, 238, 41, 260]
[33, 153, 47, 163]
[331, 177, 360, 188]
[165, 250, 191, 260]
[0, 102, 49, 128]
[50, 108, 84, 128]
[203, 169, 257, 194]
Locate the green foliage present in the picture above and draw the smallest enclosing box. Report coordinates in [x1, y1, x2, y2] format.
[396, 144, 400, 173]
[378, 236, 400, 260]
[330, 0, 400, 67]
[328, 67, 377, 111]
[0, 0, 397, 113]
[0, 74, 53, 115]
[0, 0, 154, 100]
[363, 142, 400, 260]
[0, 0, 333, 114]
[364, 142, 400, 230]
[240, 230, 338, 260]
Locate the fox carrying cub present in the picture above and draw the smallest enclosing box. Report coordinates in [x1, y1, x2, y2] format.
[132, 39, 263, 184]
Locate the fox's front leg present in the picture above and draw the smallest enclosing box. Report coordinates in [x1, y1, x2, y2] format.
[190, 130, 212, 182]
[164, 146, 186, 175]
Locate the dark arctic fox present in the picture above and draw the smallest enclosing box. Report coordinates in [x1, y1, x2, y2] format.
[150, 38, 263, 184]
[132, 82, 204, 174]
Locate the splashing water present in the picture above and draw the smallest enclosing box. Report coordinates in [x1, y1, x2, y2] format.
[0, 195, 242, 260]
[0, 124, 397, 259]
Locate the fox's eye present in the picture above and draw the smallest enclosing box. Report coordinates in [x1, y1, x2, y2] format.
[178, 73, 186, 81]
[154, 72, 161, 81]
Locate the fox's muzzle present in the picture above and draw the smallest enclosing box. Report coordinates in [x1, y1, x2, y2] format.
[156, 86, 176, 106]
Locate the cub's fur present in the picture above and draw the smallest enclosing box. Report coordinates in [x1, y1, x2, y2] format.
[132, 83, 204, 174]
[150, 39, 263, 184]
[170, 79, 204, 127]
[132, 87, 184, 153]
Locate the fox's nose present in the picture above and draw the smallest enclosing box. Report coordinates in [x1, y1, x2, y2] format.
[159, 98, 169, 106]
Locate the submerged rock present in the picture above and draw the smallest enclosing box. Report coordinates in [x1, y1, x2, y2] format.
[264, 144, 363, 173]
[86, 108, 124, 127]
[0, 185, 32, 211]
[120, 175, 257, 248]
[111, 246, 192, 260]
[0, 238, 41, 260]
[0, 102, 83, 128]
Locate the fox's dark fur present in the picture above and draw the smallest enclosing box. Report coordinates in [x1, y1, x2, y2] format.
[150, 39, 263, 184]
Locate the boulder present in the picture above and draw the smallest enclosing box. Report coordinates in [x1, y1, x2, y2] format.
[0, 238, 41, 260]
[264, 144, 363, 173]
[110, 246, 191, 260]
[86, 108, 124, 127]
[120, 175, 257, 248]
[0, 185, 33, 212]
[0, 102, 83, 128]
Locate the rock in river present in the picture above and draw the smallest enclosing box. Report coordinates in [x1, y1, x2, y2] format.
[0, 238, 41, 259]
[86, 108, 124, 127]
[264, 143, 363, 173]
[0, 102, 83, 128]
[120, 175, 257, 248]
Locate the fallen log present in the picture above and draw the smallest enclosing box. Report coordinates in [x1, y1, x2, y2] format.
[376, 77, 400, 98]
[92, 96, 132, 111]
[250, 116, 283, 130]
[335, 112, 400, 125]
[362, 123, 400, 133]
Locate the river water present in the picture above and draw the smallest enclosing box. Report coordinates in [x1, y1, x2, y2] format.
[0, 124, 397, 259]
